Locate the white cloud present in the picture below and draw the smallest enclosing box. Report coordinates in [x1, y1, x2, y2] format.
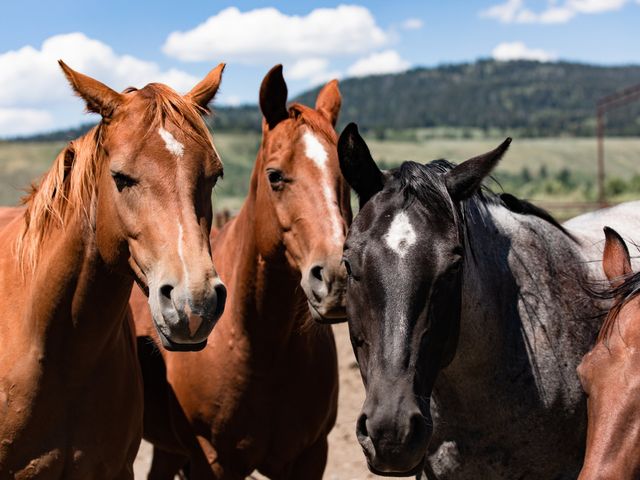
[402, 18, 424, 30]
[289, 58, 330, 80]
[347, 50, 410, 78]
[0, 32, 199, 108]
[481, 0, 630, 23]
[492, 42, 558, 62]
[536, 6, 577, 22]
[219, 94, 243, 107]
[568, 0, 627, 12]
[480, 0, 525, 23]
[288, 58, 341, 86]
[0, 32, 201, 137]
[0, 108, 54, 136]
[162, 5, 388, 64]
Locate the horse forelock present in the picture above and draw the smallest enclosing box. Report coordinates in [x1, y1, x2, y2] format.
[393, 159, 570, 243]
[141, 83, 214, 151]
[396, 160, 456, 218]
[287, 103, 337, 144]
[16, 83, 213, 273]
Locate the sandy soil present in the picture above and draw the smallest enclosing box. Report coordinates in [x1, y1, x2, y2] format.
[133, 323, 379, 479]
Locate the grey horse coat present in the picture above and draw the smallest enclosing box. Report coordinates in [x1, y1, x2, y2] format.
[427, 201, 640, 479]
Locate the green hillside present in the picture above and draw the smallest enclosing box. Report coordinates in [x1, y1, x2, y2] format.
[12, 59, 640, 142]
[209, 59, 640, 137]
[295, 60, 640, 137]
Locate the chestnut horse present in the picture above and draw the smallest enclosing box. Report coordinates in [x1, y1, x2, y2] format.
[577, 227, 640, 480]
[0, 61, 227, 479]
[133, 65, 351, 479]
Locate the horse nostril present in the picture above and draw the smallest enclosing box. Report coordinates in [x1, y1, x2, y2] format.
[311, 265, 324, 282]
[356, 413, 369, 439]
[213, 282, 227, 319]
[407, 412, 427, 447]
[160, 284, 174, 300]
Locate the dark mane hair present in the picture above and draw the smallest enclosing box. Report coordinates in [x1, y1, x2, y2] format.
[394, 159, 572, 239]
[397, 160, 455, 217]
[588, 270, 640, 342]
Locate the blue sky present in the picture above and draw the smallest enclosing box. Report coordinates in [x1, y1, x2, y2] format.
[0, 0, 638, 136]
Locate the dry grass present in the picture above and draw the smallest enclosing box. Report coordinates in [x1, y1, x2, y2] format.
[1, 136, 639, 211]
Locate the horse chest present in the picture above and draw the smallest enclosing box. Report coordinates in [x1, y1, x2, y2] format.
[0, 338, 141, 479]
[431, 365, 586, 479]
[186, 328, 338, 473]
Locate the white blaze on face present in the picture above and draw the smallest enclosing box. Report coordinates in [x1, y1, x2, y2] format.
[177, 222, 189, 288]
[158, 127, 185, 157]
[303, 129, 343, 246]
[384, 212, 417, 258]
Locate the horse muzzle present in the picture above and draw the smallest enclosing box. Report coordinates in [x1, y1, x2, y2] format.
[356, 393, 431, 477]
[302, 261, 348, 324]
[150, 277, 227, 351]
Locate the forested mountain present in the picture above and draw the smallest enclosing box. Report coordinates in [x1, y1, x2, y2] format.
[245, 59, 640, 137]
[14, 59, 640, 141]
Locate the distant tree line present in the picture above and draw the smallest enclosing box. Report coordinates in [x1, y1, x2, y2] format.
[11, 59, 640, 142]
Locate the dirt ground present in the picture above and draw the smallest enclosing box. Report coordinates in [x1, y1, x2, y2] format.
[133, 323, 378, 479]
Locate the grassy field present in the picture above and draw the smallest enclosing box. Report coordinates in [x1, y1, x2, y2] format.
[1, 135, 639, 216]
[367, 137, 640, 177]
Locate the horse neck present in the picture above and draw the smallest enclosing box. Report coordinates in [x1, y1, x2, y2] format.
[443, 200, 596, 397]
[213, 151, 309, 353]
[15, 212, 133, 377]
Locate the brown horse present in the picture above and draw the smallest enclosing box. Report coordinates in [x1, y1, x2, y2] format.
[133, 65, 351, 479]
[578, 227, 640, 480]
[0, 61, 227, 479]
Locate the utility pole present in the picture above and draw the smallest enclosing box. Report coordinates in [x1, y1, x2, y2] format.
[596, 83, 640, 208]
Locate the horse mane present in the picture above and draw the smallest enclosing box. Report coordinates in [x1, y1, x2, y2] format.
[16, 83, 212, 272]
[287, 103, 337, 143]
[587, 270, 640, 343]
[395, 159, 572, 239]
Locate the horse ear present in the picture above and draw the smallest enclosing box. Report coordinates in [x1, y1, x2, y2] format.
[315, 79, 341, 127]
[603, 226, 632, 285]
[59, 60, 123, 118]
[338, 123, 384, 207]
[259, 64, 289, 129]
[445, 137, 512, 202]
[185, 63, 225, 113]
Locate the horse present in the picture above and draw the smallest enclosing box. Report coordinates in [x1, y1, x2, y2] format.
[577, 227, 640, 480]
[0, 61, 227, 479]
[337, 122, 640, 479]
[133, 64, 351, 479]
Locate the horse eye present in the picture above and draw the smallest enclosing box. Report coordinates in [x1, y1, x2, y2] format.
[449, 259, 462, 273]
[351, 334, 365, 349]
[111, 172, 137, 192]
[343, 259, 353, 276]
[266, 169, 285, 189]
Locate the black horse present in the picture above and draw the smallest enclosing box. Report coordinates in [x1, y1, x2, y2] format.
[337, 123, 639, 479]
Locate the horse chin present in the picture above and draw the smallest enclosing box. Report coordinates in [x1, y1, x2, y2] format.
[307, 301, 348, 324]
[155, 327, 208, 352]
[366, 455, 426, 478]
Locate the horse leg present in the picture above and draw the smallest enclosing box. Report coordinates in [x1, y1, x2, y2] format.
[147, 446, 188, 480]
[422, 462, 440, 480]
[113, 465, 135, 480]
[179, 436, 218, 480]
